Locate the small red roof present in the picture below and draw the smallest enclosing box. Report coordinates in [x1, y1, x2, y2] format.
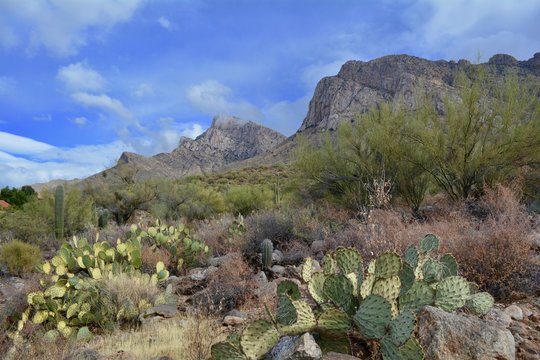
[0, 200, 10, 208]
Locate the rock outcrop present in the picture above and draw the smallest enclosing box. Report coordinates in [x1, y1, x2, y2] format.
[89, 115, 286, 183]
[299, 53, 540, 133]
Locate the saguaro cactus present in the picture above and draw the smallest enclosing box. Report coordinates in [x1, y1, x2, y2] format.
[261, 238, 273, 270]
[54, 185, 65, 240]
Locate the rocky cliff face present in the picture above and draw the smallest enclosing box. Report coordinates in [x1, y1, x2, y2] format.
[299, 53, 540, 132]
[112, 115, 286, 180]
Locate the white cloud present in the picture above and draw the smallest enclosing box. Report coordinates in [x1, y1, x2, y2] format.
[0, 0, 145, 56]
[157, 16, 175, 31]
[72, 92, 134, 121]
[187, 80, 264, 121]
[71, 116, 88, 126]
[404, 0, 540, 60]
[0, 131, 133, 187]
[0, 131, 54, 155]
[57, 62, 106, 92]
[132, 83, 153, 98]
[301, 60, 346, 88]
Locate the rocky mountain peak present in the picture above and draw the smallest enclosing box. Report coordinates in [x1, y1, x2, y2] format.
[299, 52, 540, 133]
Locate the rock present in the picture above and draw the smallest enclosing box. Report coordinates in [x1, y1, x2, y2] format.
[270, 265, 286, 277]
[139, 304, 178, 323]
[505, 305, 524, 321]
[268, 333, 322, 360]
[253, 271, 268, 287]
[272, 250, 284, 264]
[310, 241, 325, 254]
[323, 353, 360, 360]
[64, 347, 101, 360]
[223, 309, 248, 326]
[208, 253, 235, 267]
[418, 306, 515, 360]
[189, 266, 218, 281]
[110, 115, 286, 181]
[485, 308, 513, 328]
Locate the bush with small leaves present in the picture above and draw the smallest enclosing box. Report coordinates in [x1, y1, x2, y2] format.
[0, 240, 41, 275]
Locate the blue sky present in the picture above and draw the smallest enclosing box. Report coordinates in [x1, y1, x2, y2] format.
[1, 0, 539, 187]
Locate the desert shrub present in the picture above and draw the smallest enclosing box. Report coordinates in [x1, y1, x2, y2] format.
[243, 209, 295, 261]
[0, 185, 36, 208]
[203, 252, 255, 312]
[141, 245, 172, 275]
[0, 240, 41, 275]
[194, 214, 245, 256]
[225, 184, 272, 215]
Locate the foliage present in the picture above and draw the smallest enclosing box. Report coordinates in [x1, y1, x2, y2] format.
[296, 71, 540, 212]
[10, 232, 171, 342]
[0, 186, 36, 208]
[225, 184, 272, 216]
[0, 240, 41, 275]
[0, 187, 94, 247]
[130, 220, 209, 273]
[212, 234, 494, 360]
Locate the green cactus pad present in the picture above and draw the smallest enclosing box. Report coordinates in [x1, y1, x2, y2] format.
[399, 280, 435, 312]
[76, 326, 92, 342]
[44, 285, 66, 299]
[440, 254, 458, 277]
[241, 320, 280, 359]
[422, 259, 445, 283]
[354, 294, 392, 340]
[276, 295, 297, 325]
[404, 244, 419, 268]
[465, 292, 494, 316]
[375, 252, 402, 279]
[211, 342, 246, 360]
[301, 257, 313, 283]
[398, 337, 424, 360]
[381, 336, 400, 360]
[316, 307, 351, 333]
[434, 276, 470, 312]
[419, 234, 439, 253]
[389, 311, 416, 346]
[360, 273, 375, 299]
[280, 299, 317, 335]
[277, 280, 301, 300]
[372, 276, 401, 303]
[43, 329, 60, 342]
[367, 259, 376, 274]
[66, 303, 80, 319]
[322, 252, 337, 275]
[315, 333, 351, 355]
[399, 263, 415, 295]
[323, 274, 355, 313]
[334, 247, 363, 275]
[346, 272, 359, 296]
[308, 272, 327, 303]
[32, 310, 49, 324]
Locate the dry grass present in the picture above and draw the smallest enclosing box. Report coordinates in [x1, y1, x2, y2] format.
[141, 245, 172, 274]
[92, 313, 222, 360]
[194, 214, 235, 256]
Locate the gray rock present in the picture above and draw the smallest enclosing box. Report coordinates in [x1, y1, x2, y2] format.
[189, 266, 218, 281]
[223, 309, 248, 326]
[253, 271, 269, 287]
[268, 333, 322, 360]
[139, 304, 178, 321]
[310, 240, 325, 254]
[208, 253, 235, 267]
[418, 306, 515, 360]
[272, 250, 284, 264]
[271, 265, 286, 277]
[63, 347, 101, 360]
[485, 308, 513, 328]
[505, 305, 524, 321]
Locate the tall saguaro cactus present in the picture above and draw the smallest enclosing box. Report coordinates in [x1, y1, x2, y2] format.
[54, 185, 65, 240]
[261, 238, 273, 270]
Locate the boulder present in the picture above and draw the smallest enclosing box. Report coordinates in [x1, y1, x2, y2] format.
[267, 333, 322, 360]
[418, 306, 515, 360]
[272, 250, 285, 264]
[138, 304, 178, 324]
[505, 304, 524, 321]
[189, 266, 218, 281]
[223, 309, 248, 326]
[271, 265, 286, 277]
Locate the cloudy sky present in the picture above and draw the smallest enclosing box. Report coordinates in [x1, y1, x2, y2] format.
[1, 0, 539, 187]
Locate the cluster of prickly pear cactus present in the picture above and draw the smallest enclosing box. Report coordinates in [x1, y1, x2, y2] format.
[12, 231, 172, 342]
[211, 234, 494, 360]
[130, 220, 209, 272]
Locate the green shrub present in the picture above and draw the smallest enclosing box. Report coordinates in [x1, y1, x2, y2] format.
[225, 184, 272, 215]
[0, 240, 41, 275]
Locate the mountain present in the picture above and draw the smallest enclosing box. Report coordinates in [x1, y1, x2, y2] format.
[298, 52, 540, 133]
[86, 115, 287, 184]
